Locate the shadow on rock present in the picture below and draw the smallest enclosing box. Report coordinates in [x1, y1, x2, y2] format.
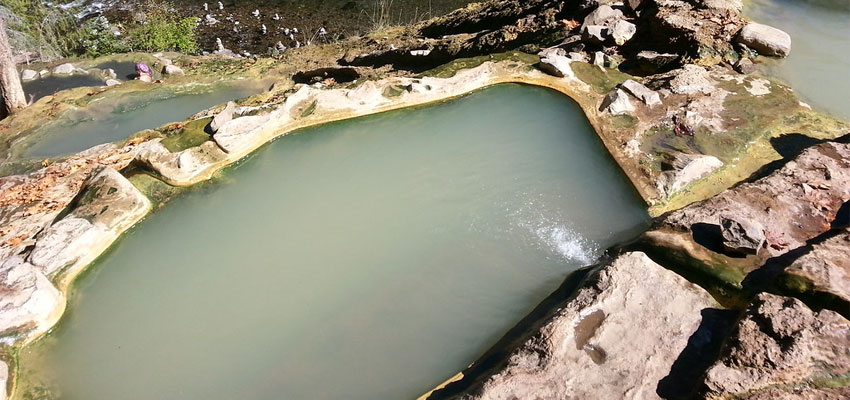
[656, 307, 739, 400]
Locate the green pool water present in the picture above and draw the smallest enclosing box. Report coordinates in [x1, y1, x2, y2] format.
[17, 82, 266, 160]
[746, 0, 850, 120]
[15, 84, 649, 400]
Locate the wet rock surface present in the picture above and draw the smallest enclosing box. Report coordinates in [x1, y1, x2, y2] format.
[426, 252, 719, 399]
[701, 293, 850, 399]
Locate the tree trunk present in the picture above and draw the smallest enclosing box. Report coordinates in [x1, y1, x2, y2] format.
[0, 18, 27, 120]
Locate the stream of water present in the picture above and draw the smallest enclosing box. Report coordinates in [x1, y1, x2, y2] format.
[745, 0, 850, 120]
[15, 84, 649, 400]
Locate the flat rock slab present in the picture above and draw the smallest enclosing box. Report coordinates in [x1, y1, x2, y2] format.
[701, 293, 850, 398]
[428, 252, 718, 399]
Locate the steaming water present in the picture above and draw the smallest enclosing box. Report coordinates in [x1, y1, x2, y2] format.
[746, 0, 850, 120]
[18, 82, 266, 160]
[15, 84, 649, 400]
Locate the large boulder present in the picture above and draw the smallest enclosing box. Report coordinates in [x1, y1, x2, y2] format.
[737, 22, 792, 57]
[581, 25, 609, 45]
[701, 293, 850, 398]
[213, 114, 272, 154]
[0, 256, 64, 340]
[426, 252, 719, 399]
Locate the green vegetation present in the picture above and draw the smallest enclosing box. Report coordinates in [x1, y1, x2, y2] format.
[128, 2, 199, 54]
[0, 0, 83, 59]
[1, 0, 199, 59]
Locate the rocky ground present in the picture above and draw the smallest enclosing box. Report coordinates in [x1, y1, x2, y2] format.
[1, 0, 849, 399]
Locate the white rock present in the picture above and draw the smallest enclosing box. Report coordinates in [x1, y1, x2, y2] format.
[38, 69, 49, 77]
[538, 54, 577, 80]
[52, 63, 74, 74]
[581, 25, 609, 44]
[162, 64, 185, 75]
[609, 20, 636, 46]
[0, 256, 64, 341]
[213, 114, 272, 154]
[669, 65, 715, 95]
[21, 69, 38, 81]
[592, 51, 605, 67]
[737, 22, 791, 57]
[620, 79, 662, 107]
[603, 89, 635, 115]
[29, 218, 103, 277]
[208, 101, 237, 133]
[105, 79, 121, 86]
[582, 5, 624, 28]
[657, 152, 724, 198]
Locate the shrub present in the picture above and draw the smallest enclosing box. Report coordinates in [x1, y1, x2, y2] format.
[128, 1, 199, 54]
[81, 16, 128, 57]
[0, 0, 84, 60]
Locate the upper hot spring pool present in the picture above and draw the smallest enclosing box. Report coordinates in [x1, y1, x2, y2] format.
[14, 84, 650, 400]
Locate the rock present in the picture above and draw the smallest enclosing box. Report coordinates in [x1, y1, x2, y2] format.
[103, 68, 117, 79]
[669, 64, 715, 95]
[157, 57, 172, 66]
[734, 57, 755, 74]
[591, 51, 605, 67]
[701, 293, 850, 399]
[28, 217, 104, 277]
[105, 79, 121, 86]
[38, 69, 49, 77]
[20, 69, 37, 81]
[162, 64, 185, 75]
[647, 142, 850, 286]
[0, 359, 6, 400]
[720, 215, 765, 255]
[426, 252, 718, 399]
[27, 167, 151, 279]
[781, 228, 850, 306]
[636, 50, 680, 71]
[581, 25, 609, 45]
[213, 114, 272, 154]
[582, 5, 624, 28]
[538, 54, 576, 80]
[208, 101, 237, 134]
[656, 152, 724, 198]
[620, 79, 662, 107]
[694, 0, 743, 12]
[0, 256, 64, 340]
[626, 0, 646, 11]
[52, 63, 74, 74]
[601, 88, 635, 115]
[609, 20, 636, 46]
[737, 22, 792, 57]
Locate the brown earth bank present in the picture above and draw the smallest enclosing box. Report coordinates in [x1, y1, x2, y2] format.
[1, 0, 849, 399]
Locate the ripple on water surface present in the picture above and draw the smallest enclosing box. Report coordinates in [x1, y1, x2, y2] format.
[16, 84, 650, 400]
